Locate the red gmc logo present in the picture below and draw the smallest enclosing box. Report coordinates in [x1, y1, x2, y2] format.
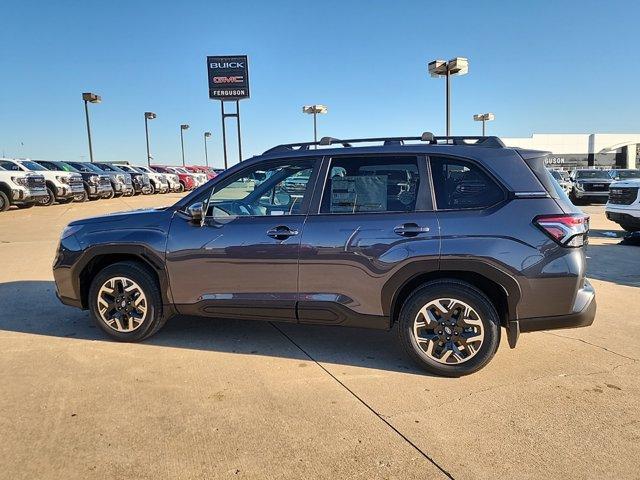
[213, 76, 244, 84]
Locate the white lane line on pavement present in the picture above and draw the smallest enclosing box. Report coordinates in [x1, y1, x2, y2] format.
[268, 321, 454, 480]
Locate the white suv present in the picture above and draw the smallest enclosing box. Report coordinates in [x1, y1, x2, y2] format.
[0, 158, 84, 205]
[606, 179, 640, 231]
[0, 164, 48, 211]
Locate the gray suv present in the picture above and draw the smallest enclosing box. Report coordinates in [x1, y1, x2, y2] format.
[53, 134, 595, 376]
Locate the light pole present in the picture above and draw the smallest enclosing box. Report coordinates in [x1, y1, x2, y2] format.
[82, 92, 101, 162]
[180, 124, 189, 166]
[473, 113, 495, 136]
[302, 105, 328, 146]
[144, 112, 157, 165]
[203, 131, 212, 166]
[428, 58, 469, 136]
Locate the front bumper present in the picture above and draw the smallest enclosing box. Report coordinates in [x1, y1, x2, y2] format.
[113, 182, 134, 195]
[573, 189, 609, 199]
[606, 210, 640, 228]
[11, 186, 48, 204]
[506, 279, 596, 347]
[87, 183, 113, 197]
[55, 184, 85, 200]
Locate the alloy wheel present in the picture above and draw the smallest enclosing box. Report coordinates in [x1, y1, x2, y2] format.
[97, 277, 148, 332]
[412, 298, 484, 364]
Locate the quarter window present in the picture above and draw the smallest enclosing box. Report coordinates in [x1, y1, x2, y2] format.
[430, 156, 504, 210]
[320, 156, 421, 214]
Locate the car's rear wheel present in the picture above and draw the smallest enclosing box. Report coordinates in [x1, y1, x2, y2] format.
[88, 261, 166, 342]
[104, 189, 115, 199]
[398, 280, 500, 377]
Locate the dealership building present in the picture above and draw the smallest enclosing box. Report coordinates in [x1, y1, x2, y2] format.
[499, 133, 640, 170]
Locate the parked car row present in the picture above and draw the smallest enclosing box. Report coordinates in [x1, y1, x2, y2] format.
[0, 158, 219, 211]
[547, 167, 640, 232]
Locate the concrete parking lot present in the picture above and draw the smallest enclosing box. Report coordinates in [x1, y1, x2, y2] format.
[0, 197, 638, 479]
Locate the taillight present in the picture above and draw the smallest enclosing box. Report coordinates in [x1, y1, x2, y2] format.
[534, 214, 589, 247]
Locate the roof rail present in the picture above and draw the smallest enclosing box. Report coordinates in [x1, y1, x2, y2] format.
[262, 132, 504, 154]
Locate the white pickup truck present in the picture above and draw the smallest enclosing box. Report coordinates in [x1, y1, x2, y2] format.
[0, 158, 84, 205]
[606, 179, 640, 232]
[0, 163, 48, 211]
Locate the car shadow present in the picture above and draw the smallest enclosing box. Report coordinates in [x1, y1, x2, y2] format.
[586, 242, 640, 287]
[0, 280, 427, 376]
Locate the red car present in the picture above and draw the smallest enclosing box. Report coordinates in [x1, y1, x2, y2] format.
[185, 165, 217, 180]
[151, 165, 196, 191]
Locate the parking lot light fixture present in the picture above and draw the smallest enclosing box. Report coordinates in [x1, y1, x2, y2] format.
[180, 124, 190, 166]
[302, 105, 328, 146]
[427, 57, 469, 136]
[82, 92, 101, 162]
[203, 131, 212, 167]
[144, 112, 157, 166]
[473, 112, 495, 136]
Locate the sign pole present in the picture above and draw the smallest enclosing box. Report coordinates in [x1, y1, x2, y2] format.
[236, 100, 242, 162]
[221, 102, 228, 170]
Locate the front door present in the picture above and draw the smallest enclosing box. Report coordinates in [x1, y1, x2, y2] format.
[297, 154, 440, 329]
[166, 157, 320, 322]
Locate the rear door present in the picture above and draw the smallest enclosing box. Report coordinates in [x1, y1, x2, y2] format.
[297, 154, 440, 329]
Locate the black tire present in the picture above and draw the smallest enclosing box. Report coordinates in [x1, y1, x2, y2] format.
[58, 197, 74, 204]
[17, 202, 35, 209]
[88, 261, 166, 342]
[178, 182, 186, 193]
[0, 191, 9, 212]
[40, 187, 55, 206]
[76, 190, 89, 202]
[397, 280, 501, 377]
[104, 189, 115, 199]
[147, 183, 156, 195]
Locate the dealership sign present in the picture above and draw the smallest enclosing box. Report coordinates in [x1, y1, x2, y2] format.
[207, 55, 250, 100]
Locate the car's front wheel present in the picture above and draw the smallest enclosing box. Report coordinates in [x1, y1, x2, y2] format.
[398, 280, 500, 377]
[88, 261, 166, 342]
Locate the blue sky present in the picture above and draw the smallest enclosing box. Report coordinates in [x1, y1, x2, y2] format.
[1, 0, 638, 168]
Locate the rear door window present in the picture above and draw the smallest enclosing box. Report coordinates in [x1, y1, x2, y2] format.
[320, 156, 421, 214]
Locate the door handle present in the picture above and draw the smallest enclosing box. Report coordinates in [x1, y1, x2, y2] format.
[267, 225, 299, 240]
[393, 223, 430, 237]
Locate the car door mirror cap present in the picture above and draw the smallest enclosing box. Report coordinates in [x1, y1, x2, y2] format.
[187, 202, 204, 224]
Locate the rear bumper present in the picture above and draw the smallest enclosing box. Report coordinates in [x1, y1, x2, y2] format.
[507, 279, 596, 347]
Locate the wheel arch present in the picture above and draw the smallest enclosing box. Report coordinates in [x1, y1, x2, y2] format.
[387, 262, 521, 329]
[76, 246, 172, 311]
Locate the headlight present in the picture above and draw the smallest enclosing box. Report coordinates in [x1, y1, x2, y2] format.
[575, 182, 584, 190]
[115, 174, 125, 183]
[60, 224, 83, 240]
[11, 176, 28, 186]
[56, 175, 70, 184]
[88, 175, 99, 184]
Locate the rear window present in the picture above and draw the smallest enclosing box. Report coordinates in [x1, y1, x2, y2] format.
[430, 156, 504, 210]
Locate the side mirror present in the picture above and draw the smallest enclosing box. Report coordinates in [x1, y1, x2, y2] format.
[186, 202, 204, 223]
[274, 192, 292, 206]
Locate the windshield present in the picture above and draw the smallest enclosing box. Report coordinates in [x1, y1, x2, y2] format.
[57, 162, 80, 173]
[95, 163, 125, 173]
[68, 162, 102, 173]
[19, 161, 48, 171]
[575, 170, 610, 180]
[615, 170, 640, 179]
